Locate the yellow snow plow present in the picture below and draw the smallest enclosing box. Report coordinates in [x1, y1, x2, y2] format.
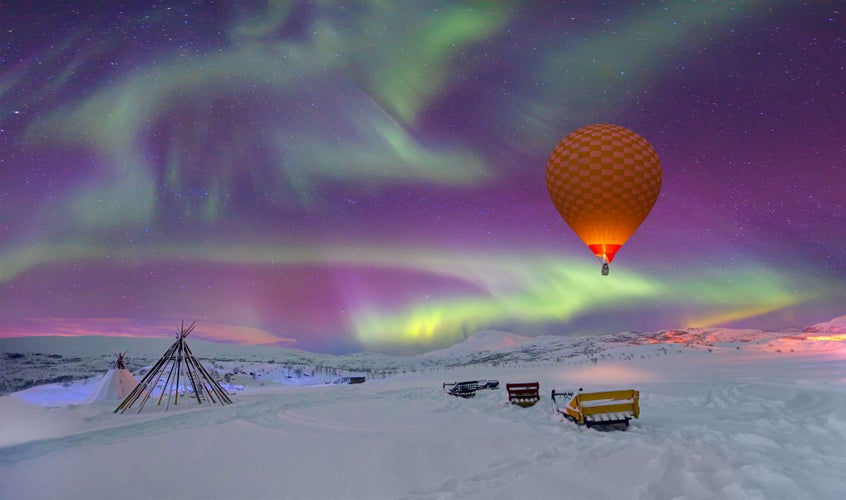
[551, 388, 639, 429]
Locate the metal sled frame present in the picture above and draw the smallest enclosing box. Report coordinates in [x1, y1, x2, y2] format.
[443, 380, 478, 398]
[443, 379, 500, 398]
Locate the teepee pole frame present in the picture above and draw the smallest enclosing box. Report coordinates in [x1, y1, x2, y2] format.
[115, 321, 232, 414]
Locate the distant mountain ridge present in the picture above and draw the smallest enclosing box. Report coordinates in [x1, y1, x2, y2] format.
[2, 315, 843, 396]
[422, 330, 533, 358]
[802, 314, 846, 334]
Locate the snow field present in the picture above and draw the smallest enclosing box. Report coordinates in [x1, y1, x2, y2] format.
[1, 339, 845, 499]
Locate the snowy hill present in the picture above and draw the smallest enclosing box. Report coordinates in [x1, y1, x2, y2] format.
[803, 314, 846, 335]
[422, 330, 533, 358]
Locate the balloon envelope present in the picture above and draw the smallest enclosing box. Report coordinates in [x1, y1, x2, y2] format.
[546, 123, 661, 264]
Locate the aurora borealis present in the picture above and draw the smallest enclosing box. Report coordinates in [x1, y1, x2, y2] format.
[1, 1, 843, 354]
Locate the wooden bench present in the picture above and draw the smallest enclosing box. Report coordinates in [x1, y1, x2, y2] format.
[506, 382, 540, 407]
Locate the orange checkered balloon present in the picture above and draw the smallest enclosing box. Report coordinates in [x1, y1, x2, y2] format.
[546, 124, 661, 266]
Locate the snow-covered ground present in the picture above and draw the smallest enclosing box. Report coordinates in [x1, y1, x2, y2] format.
[1, 317, 845, 500]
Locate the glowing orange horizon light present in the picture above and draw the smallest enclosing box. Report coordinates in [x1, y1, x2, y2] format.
[804, 334, 846, 342]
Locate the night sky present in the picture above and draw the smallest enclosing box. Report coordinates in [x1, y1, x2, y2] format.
[1, 1, 843, 354]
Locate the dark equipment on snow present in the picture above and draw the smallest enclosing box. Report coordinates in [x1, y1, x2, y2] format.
[442, 379, 499, 398]
[443, 380, 478, 398]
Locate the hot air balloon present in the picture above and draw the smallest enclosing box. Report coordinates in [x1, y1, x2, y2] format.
[546, 123, 661, 275]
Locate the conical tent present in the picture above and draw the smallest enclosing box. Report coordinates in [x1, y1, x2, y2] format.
[87, 353, 140, 403]
[115, 322, 232, 413]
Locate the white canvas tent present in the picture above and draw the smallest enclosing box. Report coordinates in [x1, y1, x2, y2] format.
[86, 353, 139, 403]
